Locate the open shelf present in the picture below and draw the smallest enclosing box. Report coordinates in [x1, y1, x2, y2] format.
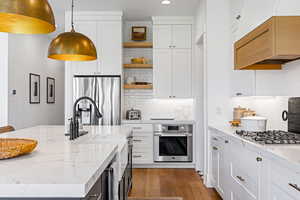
[124, 84, 153, 89]
[123, 42, 153, 48]
[124, 64, 153, 69]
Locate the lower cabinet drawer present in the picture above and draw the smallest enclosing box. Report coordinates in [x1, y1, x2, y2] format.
[132, 152, 153, 164]
[133, 136, 153, 150]
[271, 163, 300, 199]
[230, 161, 258, 199]
[230, 172, 257, 200]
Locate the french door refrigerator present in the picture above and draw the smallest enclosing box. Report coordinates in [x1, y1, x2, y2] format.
[73, 75, 121, 126]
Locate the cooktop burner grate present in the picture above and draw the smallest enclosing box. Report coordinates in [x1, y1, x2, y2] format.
[235, 130, 300, 145]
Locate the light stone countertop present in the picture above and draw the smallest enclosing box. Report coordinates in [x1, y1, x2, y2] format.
[0, 125, 132, 198]
[122, 119, 195, 124]
[209, 124, 300, 170]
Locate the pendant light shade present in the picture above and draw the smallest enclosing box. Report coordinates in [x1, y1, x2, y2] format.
[48, 0, 97, 61]
[0, 0, 56, 34]
[48, 29, 97, 61]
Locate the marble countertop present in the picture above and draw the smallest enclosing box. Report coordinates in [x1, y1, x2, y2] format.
[122, 119, 195, 124]
[0, 125, 132, 198]
[209, 124, 300, 170]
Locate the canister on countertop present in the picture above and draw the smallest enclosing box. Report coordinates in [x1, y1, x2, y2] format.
[243, 109, 256, 117]
[233, 106, 247, 122]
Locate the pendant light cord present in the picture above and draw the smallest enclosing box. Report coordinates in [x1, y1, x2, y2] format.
[71, 0, 75, 31]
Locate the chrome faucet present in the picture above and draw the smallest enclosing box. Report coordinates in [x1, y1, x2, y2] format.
[69, 96, 102, 140]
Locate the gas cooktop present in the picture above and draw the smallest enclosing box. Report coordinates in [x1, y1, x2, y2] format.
[235, 130, 300, 145]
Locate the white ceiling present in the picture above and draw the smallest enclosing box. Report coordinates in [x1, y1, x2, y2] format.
[49, 0, 199, 23]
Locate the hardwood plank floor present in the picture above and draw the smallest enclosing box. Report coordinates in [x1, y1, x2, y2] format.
[129, 169, 222, 200]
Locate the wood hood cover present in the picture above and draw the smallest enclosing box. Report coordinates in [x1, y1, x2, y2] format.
[234, 16, 300, 70]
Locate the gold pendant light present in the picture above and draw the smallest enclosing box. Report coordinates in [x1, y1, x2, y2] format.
[0, 0, 55, 34]
[48, 0, 97, 61]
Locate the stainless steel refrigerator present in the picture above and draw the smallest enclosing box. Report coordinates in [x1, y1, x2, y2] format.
[73, 75, 121, 125]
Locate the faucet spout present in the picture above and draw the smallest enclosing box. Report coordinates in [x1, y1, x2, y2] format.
[73, 96, 102, 121]
[69, 96, 102, 140]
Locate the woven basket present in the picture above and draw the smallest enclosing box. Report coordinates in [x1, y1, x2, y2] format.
[0, 138, 38, 160]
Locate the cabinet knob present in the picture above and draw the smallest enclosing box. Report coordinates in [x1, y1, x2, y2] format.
[256, 157, 263, 162]
[236, 15, 241, 20]
[213, 146, 218, 151]
[225, 140, 229, 144]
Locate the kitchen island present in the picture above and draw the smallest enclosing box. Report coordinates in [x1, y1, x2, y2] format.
[0, 125, 132, 199]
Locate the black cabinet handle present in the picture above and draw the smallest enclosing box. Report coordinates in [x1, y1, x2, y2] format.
[88, 193, 102, 200]
[236, 176, 245, 182]
[289, 183, 300, 192]
[282, 110, 288, 121]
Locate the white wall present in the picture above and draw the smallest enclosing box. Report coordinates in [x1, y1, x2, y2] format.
[0, 33, 8, 127]
[8, 34, 65, 130]
[206, 0, 232, 125]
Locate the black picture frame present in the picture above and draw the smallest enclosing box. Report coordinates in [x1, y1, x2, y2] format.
[46, 77, 55, 104]
[29, 73, 40, 104]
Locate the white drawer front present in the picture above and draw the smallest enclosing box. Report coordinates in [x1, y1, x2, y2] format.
[132, 152, 153, 164]
[230, 169, 257, 200]
[133, 135, 153, 151]
[271, 163, 300, 199]
[230, 161, 258, 199]
[127, 124, 153, 133]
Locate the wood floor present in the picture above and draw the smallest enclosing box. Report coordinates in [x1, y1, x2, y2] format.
[129, 169, 222, 200]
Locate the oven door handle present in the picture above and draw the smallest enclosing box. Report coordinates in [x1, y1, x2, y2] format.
[154, 133, 192, 137]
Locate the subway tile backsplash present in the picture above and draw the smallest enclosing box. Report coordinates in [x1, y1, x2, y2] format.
[124, 91, 194, 120]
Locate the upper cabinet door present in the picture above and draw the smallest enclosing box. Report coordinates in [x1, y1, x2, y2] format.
[172, 49, 192, 98]
[153, 49, 172, 98]
[153, 25, 172, 49]
[71, 22, 99, 75]
[172, 25, 192, 49]
[97, 21, 122, 75]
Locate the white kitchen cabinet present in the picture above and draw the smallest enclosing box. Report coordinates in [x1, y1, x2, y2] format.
[70, 22, 99, 75]
[173, 49, 192, 98]
[172, 25, 192, 49]
[232, 0, 300, 42]
[152, 18, 193, 99]
[270, 161, 300, 200]
[153, 49, 173, 98]
[153, 24, 192, 49]
[231, 70, 255, 97]
[153, 25, 172, 49]
[210, 131, 229, 199]
[233, 0, 275, 41]
[126, 124, 153, 165]
[153, 49, 192, 98]
[97, 21, 122, 75]
[230, 0, 244, 35]
[229, 139, 262, 200]
[271, 184, 299, 200]
[68, 13, 122, 76]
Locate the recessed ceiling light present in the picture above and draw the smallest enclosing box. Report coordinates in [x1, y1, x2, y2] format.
[161, 0, 171, 5]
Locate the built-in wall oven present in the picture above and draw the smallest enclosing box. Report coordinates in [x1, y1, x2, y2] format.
[154, 124, 193, 162]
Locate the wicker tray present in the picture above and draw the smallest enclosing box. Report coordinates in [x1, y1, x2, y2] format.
[0, 138, 38, 160]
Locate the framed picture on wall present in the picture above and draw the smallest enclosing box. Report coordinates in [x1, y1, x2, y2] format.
[47, 77, 55, 104]
[29, 73, 40, 104]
